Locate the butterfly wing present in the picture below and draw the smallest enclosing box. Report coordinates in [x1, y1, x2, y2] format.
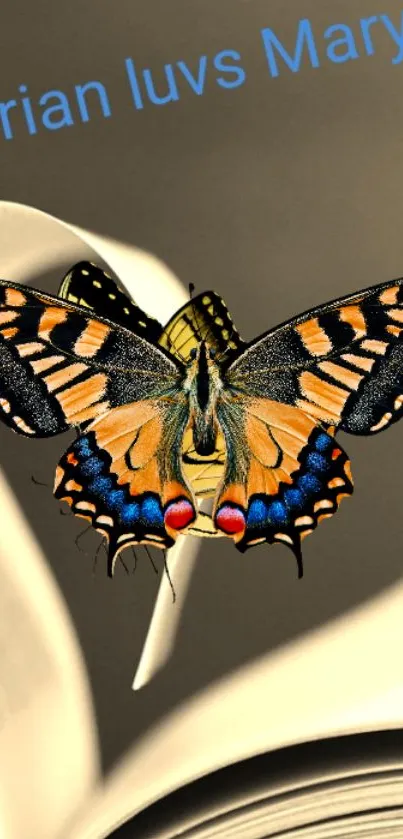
[226, 277, 403, 435]
[59, 263, 246, 362]
[213, 399, 353, 572]
[54, 400, 197, 574]
[0, 280, 182, 437]
[213, 277, 403, 567]
[0, 279, 201, 565]
[58, 261, 164, 342]
[159, 290, 246, 362]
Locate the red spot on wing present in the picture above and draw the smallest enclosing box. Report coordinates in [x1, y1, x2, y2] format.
[215, 505, 246, 535]
[164, 499, 195, 531]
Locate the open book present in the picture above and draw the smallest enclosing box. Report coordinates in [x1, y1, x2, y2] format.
[2, 464, 403, 839]
[1, 204, 403, 839]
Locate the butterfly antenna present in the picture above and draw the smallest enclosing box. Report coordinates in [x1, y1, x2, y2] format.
[93, 537, 106, 576]
[189, 282, 195, 299]
[163, 549, 176, 604]
[59, 506, 71, 517]
[31, 474, 49, 488]
[144, 544, 158, 575]
[120, 552, 130, 576]
[131, 546, 138, 575]
[75, 523, 93, 553]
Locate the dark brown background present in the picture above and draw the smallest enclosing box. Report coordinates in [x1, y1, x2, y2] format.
[1, 0, 403, 771]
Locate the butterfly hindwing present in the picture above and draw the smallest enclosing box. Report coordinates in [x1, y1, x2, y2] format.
[159, 290, 246, 363]
[54, 400, 197, 573]
[213, 399, 353, 568]
[58, 261, 164, 343]
[226, 277, 403, 436]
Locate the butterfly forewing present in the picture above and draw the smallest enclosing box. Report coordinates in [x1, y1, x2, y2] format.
[226, 277, 403, 436]
[0, 280, 182, 438]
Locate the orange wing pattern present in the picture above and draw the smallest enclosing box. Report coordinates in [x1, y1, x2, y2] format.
[54, 400, 196, 574]
[0, 279, 180, 436]
[213, 399, 353, 573]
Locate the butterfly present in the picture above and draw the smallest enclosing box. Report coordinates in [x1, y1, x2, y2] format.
[0, 261, 402, 579]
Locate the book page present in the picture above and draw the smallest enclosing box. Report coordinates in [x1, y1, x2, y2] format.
[70, 579, 403, 839]
[0, 202, 194, 839]
[0, 205, 109, 839]
[0, 473, 99, 839]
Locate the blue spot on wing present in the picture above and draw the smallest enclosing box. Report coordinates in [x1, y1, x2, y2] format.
[106, 489, 126, 512]
[247, 498, 267, 526]
[306, 452, 328, 473]
[297, 472, 322, 495]
[284, 488, 304, 510]
[55, 429, 175, 556]
[75, 437, 93, 458]
[267, 500, 289, 525]
[120, 502, 141, 526]
[89, 475, 113, 495]
[315, 432, 332, 452]
[79, 455, 104, 478]
[141, 496, 164, 526]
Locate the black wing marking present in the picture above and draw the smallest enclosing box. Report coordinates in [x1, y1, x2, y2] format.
[54, 399, 195, 574]
[0, 281, 182, 437]
[59, 264, 245, 364]
[160, 290, 246, 363]
[226, 277, 403, 435]
[213, 399, 353, 574]
[58, 261, 164, 343]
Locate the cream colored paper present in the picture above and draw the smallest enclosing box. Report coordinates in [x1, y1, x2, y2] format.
[0, 202, 192, 839]
[71, 579, 403, 839]
[0, 200, 195, 696]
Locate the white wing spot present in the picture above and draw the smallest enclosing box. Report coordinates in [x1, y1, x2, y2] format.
[14, 416, 35, 434]
[97, 515, 114, 527]
[274, 533, 293, 545]
[370, 412, 392, 432]
[295, 515, 314, 527]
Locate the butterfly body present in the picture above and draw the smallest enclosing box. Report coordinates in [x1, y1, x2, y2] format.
[182, 340, 224, 456]
[1, 261, 403, 577]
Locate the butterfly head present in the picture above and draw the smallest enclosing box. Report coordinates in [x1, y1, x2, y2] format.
[185, 340, 222, 456]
